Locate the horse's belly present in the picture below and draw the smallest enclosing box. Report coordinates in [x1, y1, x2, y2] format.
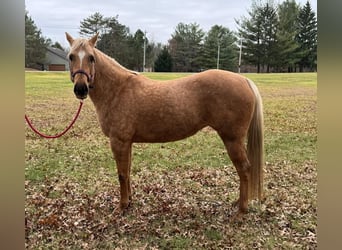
[132, 119, 205, 143]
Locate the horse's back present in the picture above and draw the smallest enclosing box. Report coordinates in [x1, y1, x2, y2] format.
[164, 69, 254, 104]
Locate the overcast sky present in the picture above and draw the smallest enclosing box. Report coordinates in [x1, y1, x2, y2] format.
[25, 0, 317, 47]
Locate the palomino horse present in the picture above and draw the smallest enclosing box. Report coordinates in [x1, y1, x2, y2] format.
[66, 33, 264, 215]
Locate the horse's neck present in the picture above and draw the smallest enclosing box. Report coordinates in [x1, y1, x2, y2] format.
[89, 49, 139, 113]
[95, 49, 128, 79]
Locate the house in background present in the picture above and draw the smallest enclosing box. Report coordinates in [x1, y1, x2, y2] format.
[44, 46, 69, 71]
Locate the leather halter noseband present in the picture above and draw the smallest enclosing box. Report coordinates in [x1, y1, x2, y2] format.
[71, 69, 94, 83]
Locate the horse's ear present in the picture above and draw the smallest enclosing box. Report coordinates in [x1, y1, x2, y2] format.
[65, 32, 74, 46]
[89, 33, 99, 47]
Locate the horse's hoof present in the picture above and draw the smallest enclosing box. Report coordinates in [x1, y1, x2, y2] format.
[114, 205, 128, 216]
[114, 200, 131, 216]
[232, 199, 240, 207]
[230, 211, 245, 222]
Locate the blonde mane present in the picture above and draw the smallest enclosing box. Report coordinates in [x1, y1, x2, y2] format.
[96, 48, 139, 75]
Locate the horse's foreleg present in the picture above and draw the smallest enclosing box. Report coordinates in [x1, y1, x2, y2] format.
[110, 137, 132, 212]
[223, 138, 251, 214]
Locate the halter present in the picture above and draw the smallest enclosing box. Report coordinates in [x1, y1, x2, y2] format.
[71, 69, 94, 83]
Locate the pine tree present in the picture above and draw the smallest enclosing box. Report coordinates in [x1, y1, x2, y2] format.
[296, 1, 317, 71]
[259, 2, 278, 73]
[169, 22, 205, 72]
[130, 29, 145, 71]
[201, 25, 238, 71]
[237, 0, 278, 73]
[96, 16, 132, 67]
[25, 11, 49, 69]
[79, 12, 107, 38]
[154, 46, 173, 72]
[237, 9, 263, 73]
[276, 0, 301, 72]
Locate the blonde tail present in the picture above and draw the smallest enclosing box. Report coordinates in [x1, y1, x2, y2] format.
[246, 78, 264, 201]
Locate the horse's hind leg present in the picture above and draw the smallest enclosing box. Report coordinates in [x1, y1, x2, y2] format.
[221, 137, 251, 213]
[110, 137, 132, 213]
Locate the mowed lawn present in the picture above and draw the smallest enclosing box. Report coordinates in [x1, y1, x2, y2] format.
[25, 71, 317, 249]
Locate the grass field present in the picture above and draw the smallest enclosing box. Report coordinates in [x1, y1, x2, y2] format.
[25, 72, 317, 249]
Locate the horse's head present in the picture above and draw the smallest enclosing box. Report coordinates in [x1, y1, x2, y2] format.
[66, 32, 98, 100]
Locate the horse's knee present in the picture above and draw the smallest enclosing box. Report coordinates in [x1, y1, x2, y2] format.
[237, 161, 251, 179]
[226, 142, 250, 177]
[229, 147, 251, 180]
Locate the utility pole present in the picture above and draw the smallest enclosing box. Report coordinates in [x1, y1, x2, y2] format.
[217, 42, 220, 69]
[143, 30, 146, 72]
[217, 34, 221, 70]
[238, 36, 243, 73]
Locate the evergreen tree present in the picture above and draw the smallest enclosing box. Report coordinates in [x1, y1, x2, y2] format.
[25, 11, 49, 69]
[296, 1, 317, 71]
[131, 29, 145, 71]
[237, 9, 263, 73]
[237, 0, 278, 72]
[154, 46, 173, 72]
[276, 0, 301, 72]
[259, 1, 278, 72]
[79, 12, 107, 38]
[201, 25, 238, 71]
[96, 16, 132, 67]
[169, 22, 205, 72]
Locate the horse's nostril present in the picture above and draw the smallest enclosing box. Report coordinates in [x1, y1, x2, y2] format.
[74, 82, 88, 97]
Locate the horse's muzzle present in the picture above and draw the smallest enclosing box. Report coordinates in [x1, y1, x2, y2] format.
[74, 82, 89, 99]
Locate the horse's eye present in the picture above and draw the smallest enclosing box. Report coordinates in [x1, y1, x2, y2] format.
[89, 55, 95, 63]
[69, 54, 75, 61]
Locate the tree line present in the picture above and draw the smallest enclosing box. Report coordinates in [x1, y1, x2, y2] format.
[25, 0, 316, 73]
[237, 0, 317, 72]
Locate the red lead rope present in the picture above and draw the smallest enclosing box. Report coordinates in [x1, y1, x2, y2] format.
[25, 101, 84, 139]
